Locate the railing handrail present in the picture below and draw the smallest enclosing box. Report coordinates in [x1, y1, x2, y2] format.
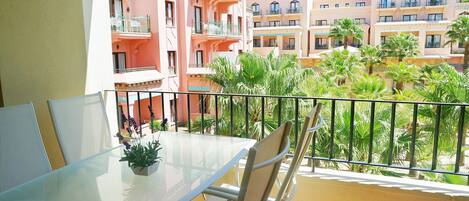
[107, 90, 469, 106]
[114, 66, 156, 73]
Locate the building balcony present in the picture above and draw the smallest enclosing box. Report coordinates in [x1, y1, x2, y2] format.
[315, 44, 329, 50]
[401, 1, 422, 8]
[111, 16, 151, 40]
[426, 0, 447, 6]
[377, 2, 397, 9]
[253, 10, 262, 16]
[377, 18, 450, 24]
[112, 90, 469, 200]
[266, 8, 282, 15]
[187, 64, 214, 75]
[254, 22, 301, 29]
[192, 21, 242, 40]
[286, 7, 302, 14]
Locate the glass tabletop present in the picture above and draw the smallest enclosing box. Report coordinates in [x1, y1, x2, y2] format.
[0, 132, 256, 201]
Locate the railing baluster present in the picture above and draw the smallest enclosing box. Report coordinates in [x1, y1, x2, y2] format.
[455, 106, 465, 173]
[261, 97, 265, 139]
[115, 91, 121, 131]
[409, 104, 418, 169]
[174, 93, 178, 132]
[294, 98, 299, 147]
[348, 101, 355, 162]
[125, 91, 130, 124]
[329, 100, 336, 159]
[388, 103, 396, 166]
[187, 94, 191, 133]
[431, 105, 442, 170]
[245, 96, 249, 137]
[215, 95, 219, 135]
[230, 95, 234, 137]
[149, 92, 153, 133]
[368, 102, 375, 164]
[161, 92, 165, 122]
[201, 94, 205, 134]
[137, 92, 142, 137]
[278, 98, 282, 127]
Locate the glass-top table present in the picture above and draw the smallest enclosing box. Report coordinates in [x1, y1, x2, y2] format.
[0, 132, 256, 201]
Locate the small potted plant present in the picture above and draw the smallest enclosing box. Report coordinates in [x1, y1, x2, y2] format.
[120, 140, 163, 176]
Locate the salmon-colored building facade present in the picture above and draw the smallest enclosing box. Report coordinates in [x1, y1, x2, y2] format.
[110, 0, 253, 128]
[249, 0, 468, 59]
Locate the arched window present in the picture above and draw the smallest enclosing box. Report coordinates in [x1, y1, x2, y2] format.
[270, 1, 280, 14]
[290, 0, 299, 9]
[251, 3, 260, 13]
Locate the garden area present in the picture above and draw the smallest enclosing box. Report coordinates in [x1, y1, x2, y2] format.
[192, 16, 469, 184]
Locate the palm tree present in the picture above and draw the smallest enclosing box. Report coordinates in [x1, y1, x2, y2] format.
[382, 33, 419, 62]
[445, 16, 469, 73]
[320, 49, 363, 85]
[385, 62, 420, 91]
[359, 45, 383, 75]
[351, 75, 388, 99]
[329, 18, 364, 50]
[207, 52, 310, 139]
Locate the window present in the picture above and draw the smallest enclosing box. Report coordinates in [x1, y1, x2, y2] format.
[403, 14, 417, 21]
[459, 42, 464, 49]
[254, 21, 261, 27]
[345, 3, 350, 7]
[167, 51, 176, 74]
[332, 39, 343, 47]
[109, 0, 123, 17]
[195, 50, 203, 67]
[315, 38, 328, 49]
[426, 35, 441, 48]
[253, 39, 261, 47]
[355, 18, 366, 24]
[381, 36, 387, 44]
[428, 13, 443, 21]
[286, 38, 295, 49]
[268, 38, 277, 47]
[379, 16, 393, 22]
[268, 21, 280, 27]
[251, 3, 260, 13]
[320, 4, 329, 8]
[112, 52, 126, 72]
[289, 20, 299, 26]
[335, 4, 340, 7]
[270, 2, 280, 14]
[165, 1, 174, 26]
[194, 6, 202, 33]
[404, 0, 418, 7]
[356, 2, 366, 7]
[238, 17, 242, 33]
[316, 20, 328, 26]
[289, 0, 300, 12]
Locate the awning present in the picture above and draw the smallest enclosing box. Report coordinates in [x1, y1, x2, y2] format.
[114, 70, 165, 85]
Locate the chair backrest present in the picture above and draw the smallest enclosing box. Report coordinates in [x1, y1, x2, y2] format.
[48, 92, 112, 164]
[0, 103, 51, 192]
[276, 103, 322, 201]
[238, 122, 292, 201]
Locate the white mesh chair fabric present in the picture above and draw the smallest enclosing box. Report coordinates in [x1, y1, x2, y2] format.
[0, 103, 51, 192]
[48, 92, 112, 164]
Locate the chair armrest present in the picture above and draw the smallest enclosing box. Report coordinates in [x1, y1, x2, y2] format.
[203, 188, 239, 201]
[207, 185, 240, 195]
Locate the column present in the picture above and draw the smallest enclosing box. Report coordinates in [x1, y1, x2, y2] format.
[418, 30, 426, 56]
[260, 36, 264, 47]
[277, 35, 283, 49]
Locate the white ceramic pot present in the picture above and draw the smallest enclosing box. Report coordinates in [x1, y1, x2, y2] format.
[131, 161, 160, 176]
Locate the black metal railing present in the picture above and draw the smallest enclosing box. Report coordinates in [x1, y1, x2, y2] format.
[266, 8, 282, 15]
[286, 7, 302, 14]
[401, 1, 421, 7]
[110, 90, 469, 182]
[253, 10, 262, 16]
[426, 0, 446, 6]
[378, 2, 397, 8]
[254, 22, 301, 28]
[315, 44, 329, 50]
[283, 44, 295, 50]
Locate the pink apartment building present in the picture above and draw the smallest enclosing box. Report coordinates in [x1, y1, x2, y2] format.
[110, 0, 253, 128]
[250, 0, 468, 59]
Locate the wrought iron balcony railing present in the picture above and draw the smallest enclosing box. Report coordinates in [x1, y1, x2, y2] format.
[111, 15, 151, 33]
[266, 8, 282, 15]
[286, 7, 302, 14]
[377, 2, 397, 8]
[401, 1, 421, 7]
[110, 90, 469, 184]
[426, 0, 447, 6]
